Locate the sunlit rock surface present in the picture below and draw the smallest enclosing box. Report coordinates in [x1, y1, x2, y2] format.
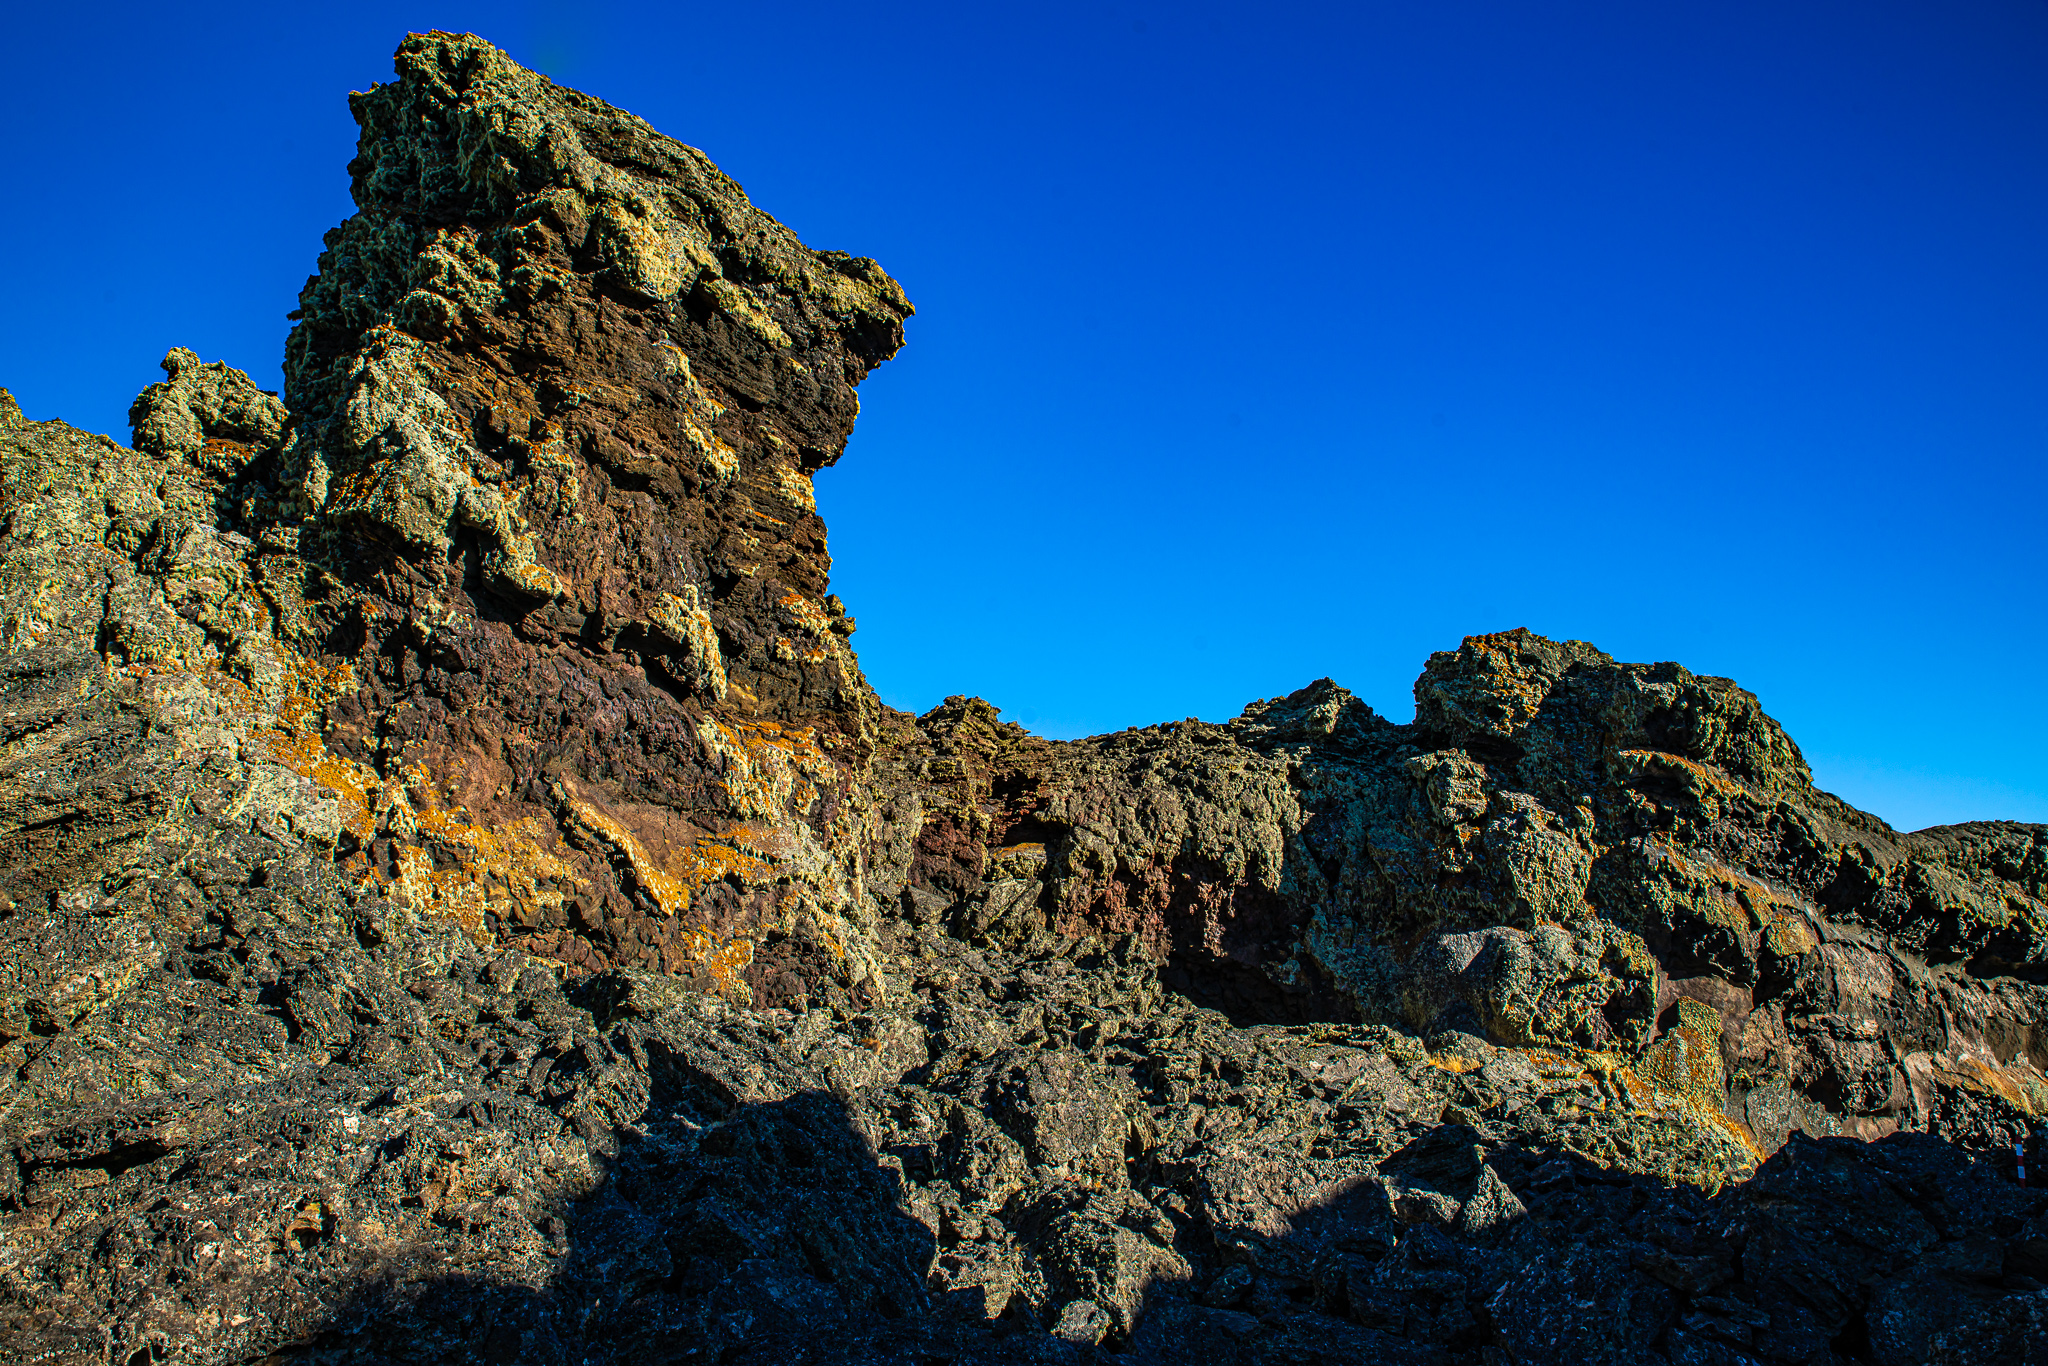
[1, 32, 2044, 1366]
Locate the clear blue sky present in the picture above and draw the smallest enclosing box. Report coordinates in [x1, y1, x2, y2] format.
[3, 2, 2043, 832]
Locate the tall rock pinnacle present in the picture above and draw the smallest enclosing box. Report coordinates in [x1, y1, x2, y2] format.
[268, 32, 912, 1006]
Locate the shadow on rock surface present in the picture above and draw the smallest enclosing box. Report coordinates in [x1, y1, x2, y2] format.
[267, 1044, 2048, 1366]
[2, 833, 2043, 1366]
[272, 1066, 1087, 1366]
[1127, 1125, 2048, 1366]
[276, 1090, 934, 1364]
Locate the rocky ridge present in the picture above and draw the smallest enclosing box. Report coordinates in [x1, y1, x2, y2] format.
[1, 31, 2045, 1366]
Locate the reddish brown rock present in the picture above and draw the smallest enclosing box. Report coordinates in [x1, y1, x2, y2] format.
[227, 32, 914, 1007]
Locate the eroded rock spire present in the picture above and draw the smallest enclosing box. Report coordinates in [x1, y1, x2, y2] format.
[212, 31, 913, 1005]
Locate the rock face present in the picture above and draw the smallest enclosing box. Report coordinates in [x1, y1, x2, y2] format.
[275, 30, 911, 1010]
[2, 32, 2046, 1366]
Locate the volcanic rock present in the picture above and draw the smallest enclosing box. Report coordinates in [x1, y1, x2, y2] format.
[2, 31, 2046, 1366]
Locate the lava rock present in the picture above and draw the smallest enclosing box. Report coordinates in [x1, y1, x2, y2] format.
[1, 30, 2045, 1366]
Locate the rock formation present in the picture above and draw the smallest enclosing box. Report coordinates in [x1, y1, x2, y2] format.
[2, 32, 2045, 1366]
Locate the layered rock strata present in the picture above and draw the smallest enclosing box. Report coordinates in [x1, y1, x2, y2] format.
[1, 31, 2045, 1366]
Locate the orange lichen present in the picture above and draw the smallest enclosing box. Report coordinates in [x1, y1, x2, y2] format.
[1613, 749, 1745, 801]
[1426, 1055, 1484, 1074]
[666, 926, 756, 999]
[666, 825, 775, 900]
[1631, 1002, 1770, 1167]
[198, 437, 253, 466]
[256, 669, 574, 950]
[694, 714, 838, 823]
[325, 468, 383, 507]
[1947, 1056, 2037, 1112]
[256, 730, 377, 838]
[1637, 1021, 1722, 1102]
[551, 779, 766, 1002]
[1515, 1049, 1579, 1077]
[248, 656, 374, 834]
[557, 788, 692, 916]
[775, 591, 835, 640]
[1458, 633, 1556, 731]
[250, 662, 796, 995]
[405, 802, 576, 943]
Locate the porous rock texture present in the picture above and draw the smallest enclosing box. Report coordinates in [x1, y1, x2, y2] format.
[3, 32, 2047, 1366]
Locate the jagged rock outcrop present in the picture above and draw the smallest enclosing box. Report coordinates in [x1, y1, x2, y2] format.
[872, 636, 2048, 1153]
[2, 32, 2046, 1366]
[256, 30, 909, 1011]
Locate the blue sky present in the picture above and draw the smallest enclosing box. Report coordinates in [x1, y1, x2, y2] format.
[3, 2, 2043, 831]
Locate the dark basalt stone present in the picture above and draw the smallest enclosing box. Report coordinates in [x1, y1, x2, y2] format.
[1, 32, 2045, 1366]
